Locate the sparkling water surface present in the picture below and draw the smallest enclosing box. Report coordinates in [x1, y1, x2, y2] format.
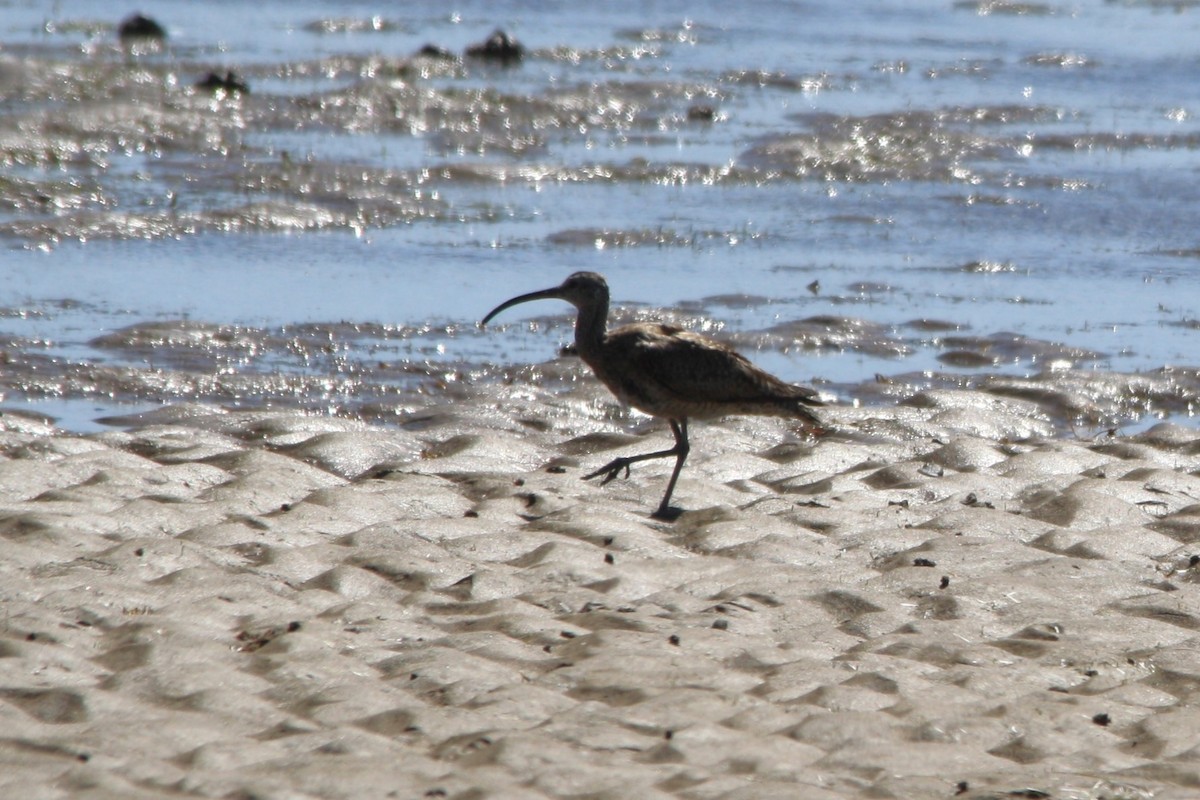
[2, 0, 1199, 431]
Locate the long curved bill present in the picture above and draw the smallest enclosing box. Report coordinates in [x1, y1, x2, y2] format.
[480, 287, 565, 327]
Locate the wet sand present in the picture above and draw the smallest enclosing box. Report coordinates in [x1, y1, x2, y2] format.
[3, 374, 1199, 799]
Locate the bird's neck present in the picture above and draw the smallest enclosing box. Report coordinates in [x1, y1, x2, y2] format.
[572, 297, 608, 362]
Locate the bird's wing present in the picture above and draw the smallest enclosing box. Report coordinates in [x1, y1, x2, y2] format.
[608, 324, 822, 407]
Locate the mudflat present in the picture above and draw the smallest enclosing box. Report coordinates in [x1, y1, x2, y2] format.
[2, 379, 1198, 799]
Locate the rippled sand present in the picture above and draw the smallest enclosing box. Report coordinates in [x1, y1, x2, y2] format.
[3, 379, 1200, 798]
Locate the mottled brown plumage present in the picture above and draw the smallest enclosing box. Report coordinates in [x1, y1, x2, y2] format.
[482, 271, 824, 519]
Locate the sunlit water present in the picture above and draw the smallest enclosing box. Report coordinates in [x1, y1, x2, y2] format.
[2, 0, 1200, 432]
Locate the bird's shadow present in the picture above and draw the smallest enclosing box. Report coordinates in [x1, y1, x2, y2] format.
[650, 506, 684, 522]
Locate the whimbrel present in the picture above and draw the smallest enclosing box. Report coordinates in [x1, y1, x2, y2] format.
[481, 271, 824, 519]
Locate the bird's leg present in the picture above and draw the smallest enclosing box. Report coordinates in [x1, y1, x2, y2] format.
[652, 419, 689, 520]
[582, 419, 690, 519]
[583, 439, 680, 485]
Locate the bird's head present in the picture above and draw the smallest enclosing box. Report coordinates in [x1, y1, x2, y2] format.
[480, 271, 609, 326]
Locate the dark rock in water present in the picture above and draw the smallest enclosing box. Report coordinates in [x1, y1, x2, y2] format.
[687, 105, 717, 122]
[118, 13, 167, 41]
[465, 29, 524, 64]
[417, 43, 456, 60]
[195, 71, 250, 94]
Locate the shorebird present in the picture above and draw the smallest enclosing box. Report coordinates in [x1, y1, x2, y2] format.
[481, 271, 824, 519]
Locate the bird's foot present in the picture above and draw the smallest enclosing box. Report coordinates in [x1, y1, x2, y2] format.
[583, 457, 633, 485]
[651, 504, 683, 522]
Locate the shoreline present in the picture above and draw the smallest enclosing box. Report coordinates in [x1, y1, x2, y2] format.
[3, 350, 1198, 438]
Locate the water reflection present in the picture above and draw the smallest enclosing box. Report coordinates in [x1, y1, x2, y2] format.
[0, 0, 1197, 432]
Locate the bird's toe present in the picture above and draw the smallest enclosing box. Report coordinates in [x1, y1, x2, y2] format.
[583, 457, 632, 484]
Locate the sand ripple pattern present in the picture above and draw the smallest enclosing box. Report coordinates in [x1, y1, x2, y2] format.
[2, 388, 1199, 798]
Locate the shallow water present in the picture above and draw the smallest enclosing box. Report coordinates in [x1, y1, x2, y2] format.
[2, 0, 1200, 431]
